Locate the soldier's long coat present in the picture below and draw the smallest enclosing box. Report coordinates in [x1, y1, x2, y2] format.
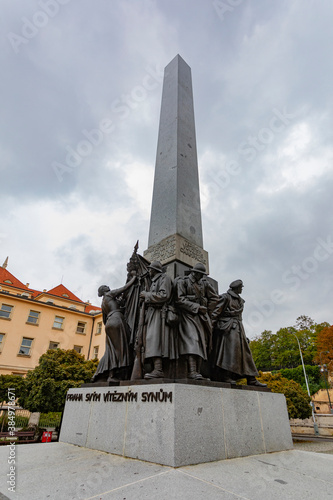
[144, 272, 177, 360]
[211, 289, 258, 377]
[176, 275, 218, 360]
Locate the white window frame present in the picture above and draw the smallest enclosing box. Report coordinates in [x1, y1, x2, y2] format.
[73, 345, 82, 354]
[49, 341, 59, 350]
[0, 304, 13, 320]
[76, 321, 87, 335]
[96, 322, 102, 335]
[18, 337, 33, 356]
[0, 333, 5, 352]
[27, 310, 40, 325]
[53, 316, 64, 329]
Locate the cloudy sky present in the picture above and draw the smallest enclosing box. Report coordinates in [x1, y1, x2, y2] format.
[1, 0, 333, 338]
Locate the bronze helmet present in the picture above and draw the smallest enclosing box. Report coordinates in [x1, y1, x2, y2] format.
[191, 263, 207, 275]
[148, 261, 163, 273]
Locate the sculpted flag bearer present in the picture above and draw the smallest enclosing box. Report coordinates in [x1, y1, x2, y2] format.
[176, 263, 218, 380]
[139, 261, 177, 379]
[91, 275, 136, 383]
[211, 279, 266, 386]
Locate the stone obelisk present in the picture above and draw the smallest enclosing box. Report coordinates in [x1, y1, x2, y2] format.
[144, 55, 209, 278]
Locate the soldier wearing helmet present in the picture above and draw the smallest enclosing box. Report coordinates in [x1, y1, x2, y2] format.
[139, 261, 177, 378]
[176, 262, 218, 380]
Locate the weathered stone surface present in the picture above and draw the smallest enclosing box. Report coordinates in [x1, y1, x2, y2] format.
[144, 233, 209, 271]
[60, 384, 293, 467]
[258, 391, 293, 452]
[147, 55, 204, 250]
[222, 389, 266, 459]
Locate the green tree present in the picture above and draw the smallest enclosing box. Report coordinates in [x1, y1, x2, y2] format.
[277, 365, 325, 395]
[249, 330, 274, 371]
[18, 349, 98, 413]
[250, 317, 330, 371]
[292, 316, 329, 367]
[294, 315, 314, 330]
[257, 372, 312, 419]
[0, 375, 25, 404]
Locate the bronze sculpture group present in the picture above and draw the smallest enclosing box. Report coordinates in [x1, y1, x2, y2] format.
[92, 246, 266, 387]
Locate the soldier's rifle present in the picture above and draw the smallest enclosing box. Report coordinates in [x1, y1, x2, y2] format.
[131, 298, 146, 380]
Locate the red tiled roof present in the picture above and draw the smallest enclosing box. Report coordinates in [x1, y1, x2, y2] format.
[0, 267, 100, 310]
[85, 304, 102, 313]
[44, 284, 84, 303]
[0, 268, 29, 291]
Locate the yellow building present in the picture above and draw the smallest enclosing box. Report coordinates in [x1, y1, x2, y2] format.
[0, 259, 105, 376]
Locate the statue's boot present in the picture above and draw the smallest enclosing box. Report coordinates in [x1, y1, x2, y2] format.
[187, 355, 204, 380]
[247, 376, 267, 387]
[219, 369, 236, 385]
[144, 357, 164, 379]
[197, 357, 210, 381]
[107, 370, 119, 383]
[221, 376, 237, 385]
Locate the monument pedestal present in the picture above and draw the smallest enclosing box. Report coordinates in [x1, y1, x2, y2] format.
[59, 383, 293, 467]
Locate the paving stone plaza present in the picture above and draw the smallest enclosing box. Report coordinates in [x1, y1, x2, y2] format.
[0, 441, 332, 500]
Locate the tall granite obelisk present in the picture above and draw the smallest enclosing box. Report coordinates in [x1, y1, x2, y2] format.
[144, 55, 209, 278]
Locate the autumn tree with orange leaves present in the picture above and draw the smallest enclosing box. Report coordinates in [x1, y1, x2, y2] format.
[315, 325, 333, 369]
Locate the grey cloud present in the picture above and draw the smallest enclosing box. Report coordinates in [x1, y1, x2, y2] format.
[1, 0, 332, 337]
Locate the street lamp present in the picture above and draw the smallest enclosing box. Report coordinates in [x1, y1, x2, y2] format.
[319, 351, 333, 415]
[289, 330, 319, 435]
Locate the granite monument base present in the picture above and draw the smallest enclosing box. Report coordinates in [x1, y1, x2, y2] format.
[59, 383, 293, 467]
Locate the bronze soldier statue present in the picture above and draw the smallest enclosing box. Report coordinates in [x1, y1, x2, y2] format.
[139, 261, 177, 379]
[91, 275, 136, 383]
[211, 279, 266, 387]
[176, 263, 218, 380]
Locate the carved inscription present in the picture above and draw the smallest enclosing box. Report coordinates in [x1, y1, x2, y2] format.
[66, 390, 173, 403]
[104, 391, 138, 402]
[66, 393, 83, 401]
[141, 390, 172, 402]
[180, 241, 207, 265]
[147, 236, 176, 262]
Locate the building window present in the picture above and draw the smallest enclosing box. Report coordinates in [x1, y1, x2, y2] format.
[76, 321, 86, 334]
[49, 341, 59, 350]
[0, 304, 13, 319]
[0, 333, 4, 352]
[96, 322, 102, 335]
[18, 338, 33, 356]
[53, 316, 64, 329]
[93, 346, 99, 359]
[4, 280, 12, 284]
[73, 345, 82, 354]
[27, 310, 40, 325]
